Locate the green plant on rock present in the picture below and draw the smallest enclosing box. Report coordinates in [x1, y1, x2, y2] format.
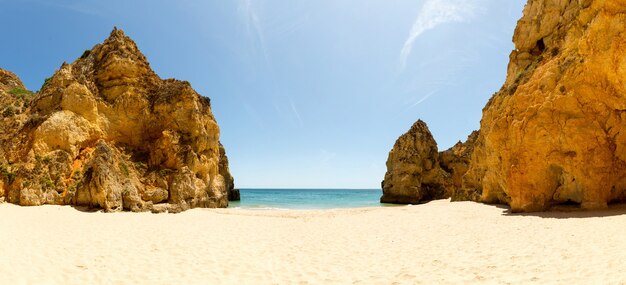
[159, 168, 174, 177]
[40, 76, 52, 91]
[119, 163, 130, 177]
[2, 106, 15, 117]
[79, 49, 91, 59]
[133, 161, 147, 170]
[8, 88, 34, 106]
[72, 169, 82, 180]
[8, 88, 33, 98]
[41, 175, 54, 190]
[0, 165, 17, 185]
[6, 172, 16, 184]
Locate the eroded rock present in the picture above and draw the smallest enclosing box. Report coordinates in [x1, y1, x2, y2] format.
[0, 28, 235, 212]
[381, 120, 450, 204]
[439, 131, 480, 202]
[383, 0, 626, 212]
[464, 0, 626, 212]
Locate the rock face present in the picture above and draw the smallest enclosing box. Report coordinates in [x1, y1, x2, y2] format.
[0, 69, 33, 202]
[0, 28, 236, 212]
[440, 131, 479, 201]
[381, 120, 450, 204]
[384, 0, 626, 212]
[464, 0, 626, 212]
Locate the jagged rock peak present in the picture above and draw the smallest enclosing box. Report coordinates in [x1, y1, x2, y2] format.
[0, 29, 235, 212]
[381, 119, 450, 204]
[0, 68, 26, 91]
[97, 27, 149, 61]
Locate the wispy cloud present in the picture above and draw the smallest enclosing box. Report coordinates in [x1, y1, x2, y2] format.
[403, 90, 438, 115]
[289, 98, 304, 127]
[392, 89, 439, 120]
[409, 90, 437, 109]
[399, 0, 484, 71]
[239, 0, 270, 63]
[27, 0, 107, 17]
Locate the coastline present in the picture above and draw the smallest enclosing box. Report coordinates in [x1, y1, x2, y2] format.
[2, 200, 626, 284]
[229, 188, 385, 210]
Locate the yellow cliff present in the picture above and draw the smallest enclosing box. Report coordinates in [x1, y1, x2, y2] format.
[0, 28, 236, 212]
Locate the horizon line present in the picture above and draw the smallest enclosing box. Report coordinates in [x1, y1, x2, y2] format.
[237, 187, 382, 190]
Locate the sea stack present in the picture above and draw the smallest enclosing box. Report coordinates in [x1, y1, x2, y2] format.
[381, 120, 450, 204]
[381, 121, 477, 204]
[384, 0, 626, 212]
[0, 28, 235, 212]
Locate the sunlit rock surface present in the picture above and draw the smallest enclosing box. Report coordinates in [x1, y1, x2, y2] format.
[384, 0, 626, 212]
[0, 28, 235, 212]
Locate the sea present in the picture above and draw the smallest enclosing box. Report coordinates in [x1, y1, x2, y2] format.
[228, 188, 392, 210]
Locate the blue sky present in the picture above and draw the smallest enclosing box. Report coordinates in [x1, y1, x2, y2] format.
[1, 0, 526, 188]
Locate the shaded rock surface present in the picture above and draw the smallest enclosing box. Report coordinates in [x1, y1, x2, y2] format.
[381, 120, 450, 204]
[440, 131, 480, 202]
[0, 28, 235, 212]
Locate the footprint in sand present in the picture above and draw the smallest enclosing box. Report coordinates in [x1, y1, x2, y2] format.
[76, 265, 88, 270]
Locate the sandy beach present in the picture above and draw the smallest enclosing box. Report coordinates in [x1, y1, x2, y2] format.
[1, 200, 626, 285]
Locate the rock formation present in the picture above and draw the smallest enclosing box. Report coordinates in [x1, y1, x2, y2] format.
[381, 120, 450, 204]
[440, 131, 479, 201]
[0, 69, 33, 202]
[463, 0, 626, 212]
[381, 121, 478, 204]
[0, 28, 236, 212]
[384, 0, 626, 212]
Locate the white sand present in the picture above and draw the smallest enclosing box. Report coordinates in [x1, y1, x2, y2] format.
[1, 200, 626, 285]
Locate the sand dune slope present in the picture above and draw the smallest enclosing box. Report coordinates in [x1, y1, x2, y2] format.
[1, 200, 626, 284]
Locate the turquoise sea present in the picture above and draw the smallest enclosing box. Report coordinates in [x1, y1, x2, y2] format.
[229, 189, 388, 209]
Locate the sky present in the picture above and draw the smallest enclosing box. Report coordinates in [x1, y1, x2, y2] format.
[1, 0, 526, 188]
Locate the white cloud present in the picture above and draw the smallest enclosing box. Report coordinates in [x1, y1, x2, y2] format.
[399, 0, 483, 71]
[239, 0, 269, 63]
[289, 98, 304, 127]
[393, 90, 438, 119]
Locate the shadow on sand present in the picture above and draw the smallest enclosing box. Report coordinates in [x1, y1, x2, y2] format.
[70, 205, 105, 213]
[501, 203, 626, 219]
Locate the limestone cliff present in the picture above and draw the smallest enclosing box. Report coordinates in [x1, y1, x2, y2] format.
[384, 0, 626, 212]
[0, 28, 235, 212]
[464, 0, 626, 212]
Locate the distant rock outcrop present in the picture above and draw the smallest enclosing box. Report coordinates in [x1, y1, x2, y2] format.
[381, 121, 478, 204]
[384, 0, 626, 212]
[381, 120, 450, 204]
[0, 28, 235, 212]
